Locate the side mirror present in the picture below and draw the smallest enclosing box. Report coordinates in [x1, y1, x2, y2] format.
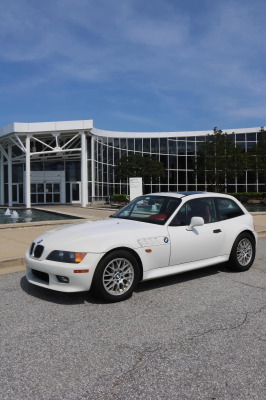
[186, 216, 204, 231]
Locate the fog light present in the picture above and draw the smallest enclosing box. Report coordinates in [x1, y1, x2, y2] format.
[56, 275, 69, 283]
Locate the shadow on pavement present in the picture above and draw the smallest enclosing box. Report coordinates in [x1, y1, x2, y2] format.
[135, 262, 232, 293]
[20, 262, 233, 305]
[19, 275, 103, 305]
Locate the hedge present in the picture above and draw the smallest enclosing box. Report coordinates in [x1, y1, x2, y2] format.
[227, 192, 266, 200]
[112, 194, 129, 203]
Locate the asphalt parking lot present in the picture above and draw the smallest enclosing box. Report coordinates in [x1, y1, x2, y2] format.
[1, 239, 266, 400]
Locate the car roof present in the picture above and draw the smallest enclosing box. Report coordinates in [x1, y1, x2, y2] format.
[147, 191, 235, 199]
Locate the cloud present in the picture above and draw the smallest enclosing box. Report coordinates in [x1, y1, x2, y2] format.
[228, 107, 266, 119]
[112, 112, 160, 127]
[0, 0, 266, 127]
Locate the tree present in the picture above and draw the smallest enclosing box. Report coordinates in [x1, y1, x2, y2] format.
[248, 127, 266, 188]
[113, 154, 165, 193]
[195, 127, 246, 193]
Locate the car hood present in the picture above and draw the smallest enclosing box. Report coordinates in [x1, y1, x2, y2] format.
[32, 218, 169, 253]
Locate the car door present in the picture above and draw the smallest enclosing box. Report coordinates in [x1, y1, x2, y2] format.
[167, 197, 224, 266]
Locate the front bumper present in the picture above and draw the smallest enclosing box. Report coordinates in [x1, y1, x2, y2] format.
[25, 250, 104, 293]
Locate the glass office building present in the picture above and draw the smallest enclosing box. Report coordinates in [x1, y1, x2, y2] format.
[0, 120, 264, 207]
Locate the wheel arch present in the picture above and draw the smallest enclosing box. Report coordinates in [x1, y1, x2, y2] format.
[98, 247, 144, 281]
[230, 229, 256, 255]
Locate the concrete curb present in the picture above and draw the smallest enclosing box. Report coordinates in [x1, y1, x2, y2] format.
[0, 257, 26, 268]
[0, 258, 26, 276]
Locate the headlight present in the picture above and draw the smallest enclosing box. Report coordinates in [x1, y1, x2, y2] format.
[46, 251, 87, 263]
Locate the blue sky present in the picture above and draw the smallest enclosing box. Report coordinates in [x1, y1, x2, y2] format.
[0, 0, 266, 132]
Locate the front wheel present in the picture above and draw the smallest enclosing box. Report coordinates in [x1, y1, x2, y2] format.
[91, 250, 140, 302]
[228, 233, 255, 272]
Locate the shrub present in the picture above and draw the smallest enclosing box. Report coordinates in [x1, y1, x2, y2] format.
[112, 194, 129, 203]
[227, 192, 266, 201]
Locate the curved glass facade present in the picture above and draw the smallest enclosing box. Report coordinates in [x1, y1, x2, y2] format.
[0, 120, 264, 207]
[90, 129, 261, 197]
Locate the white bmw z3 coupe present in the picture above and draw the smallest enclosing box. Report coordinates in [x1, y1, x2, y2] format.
[25, 192, 257, 302]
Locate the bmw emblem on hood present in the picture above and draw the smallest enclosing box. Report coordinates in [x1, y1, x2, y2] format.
[37, 239, 43, 244]
[164, 237, 169, 243]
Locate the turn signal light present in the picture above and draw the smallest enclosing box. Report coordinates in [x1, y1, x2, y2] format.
[74, 269, 89, 273]
[74, 252, 87, 263]
[145, 249, 152, 253]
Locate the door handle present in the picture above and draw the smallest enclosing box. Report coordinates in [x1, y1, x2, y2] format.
[213, 229, 222, 233]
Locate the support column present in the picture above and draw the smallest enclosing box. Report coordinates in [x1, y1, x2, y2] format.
[0, 152, 4, 205]
[8, 144, 12, 207]
[81, 131, 88, 208]
[25, 135, 31, 208]
[91, 137, 95, 200]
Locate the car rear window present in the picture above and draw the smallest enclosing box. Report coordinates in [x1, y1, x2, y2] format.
[216, 198, 244, 220]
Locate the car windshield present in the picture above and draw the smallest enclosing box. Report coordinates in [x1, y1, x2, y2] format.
[112, 195, 182, 225]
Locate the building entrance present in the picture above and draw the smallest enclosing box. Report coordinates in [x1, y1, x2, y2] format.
[31, 182, 61, 204]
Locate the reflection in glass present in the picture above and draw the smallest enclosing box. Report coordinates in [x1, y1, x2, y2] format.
[160, 138, 167, 154]
[178, 141, 186, 155]
[143, 138, 150, 153]
[187, 142, 195, 155]
[128, 139, 134, 151]
[168, 139, 177, 154]
[236, 134, 245, 141]
[169, 156, 177, 169]
[151, 138, 159, 153]
[135, 139, 142, 152]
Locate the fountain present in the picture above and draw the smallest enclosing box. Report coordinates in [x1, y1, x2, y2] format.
[4, 208, 11, 216]
[11, 210, 19, 218]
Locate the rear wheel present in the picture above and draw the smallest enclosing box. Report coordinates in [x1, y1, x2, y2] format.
[91, 250, 140, 302]
[228, 233, 255, 272]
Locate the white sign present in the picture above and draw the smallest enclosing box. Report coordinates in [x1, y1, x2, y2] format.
[129, 177, 143, 201]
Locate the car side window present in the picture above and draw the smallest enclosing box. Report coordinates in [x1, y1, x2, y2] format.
[216, 198, 244, 220]
[169, 197, 217, 226]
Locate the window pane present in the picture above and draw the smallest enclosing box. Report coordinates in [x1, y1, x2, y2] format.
[151, 138, 159, 153]
[246, 132, 256, 141]
[135, 139, 142, 152]
[143, 138, 150, 153]
[160, 138, 168, 154]
[187, 142, 195, 155]
[46, 183, 52, 192]
[169, 156, 177, 169]
[44, 161, 64, 171]
[128, 139, 134, 151]
[178, 141, 186, 155]
[186, 197, 217, 224]
[53, 183, 60, 193]
[120, 139, 127, 149]
[178, 171, 186, 184]
[216, 198, 244, 220]
[178, 157, 186, 169]
[168, 140, 177, 154]
[236, 134, 245, 141]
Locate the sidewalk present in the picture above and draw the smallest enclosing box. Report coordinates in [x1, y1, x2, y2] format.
[0, 206, 265, 275]
[0, 206, 112, 275]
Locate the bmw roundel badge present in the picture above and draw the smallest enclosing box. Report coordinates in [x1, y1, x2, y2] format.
[164, 237, 169, 243]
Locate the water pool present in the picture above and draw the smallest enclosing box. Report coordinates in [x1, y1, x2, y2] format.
[245, 205, 266, 213]
[0, 208, 82, 225]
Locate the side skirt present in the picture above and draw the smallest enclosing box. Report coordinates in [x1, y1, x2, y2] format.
[142, 255, 229, 281]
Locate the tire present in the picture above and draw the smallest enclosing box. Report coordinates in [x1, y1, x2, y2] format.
[91, 250, 140, 302]
[228, 232, 255, 272]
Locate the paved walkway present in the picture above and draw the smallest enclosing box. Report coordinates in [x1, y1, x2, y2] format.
[0, 205, 265, 275]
